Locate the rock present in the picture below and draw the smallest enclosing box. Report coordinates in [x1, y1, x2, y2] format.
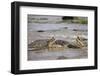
[55, 40, 69, 46]
[81, 38, 87, 41]
[28, 38, 83, 50]
[73, 29, 87, 32]
[37, 30, 45, 32]
[67, 44, 80, 48]
[57, 56, 67, 59]
[73, 29, 78, 31]
[63, 27, 68, 29]
[28, 39, 49, 49]
[83, 41, 88, 47]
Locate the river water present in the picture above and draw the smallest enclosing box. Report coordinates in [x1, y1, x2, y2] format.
[28, 23, 88, 61]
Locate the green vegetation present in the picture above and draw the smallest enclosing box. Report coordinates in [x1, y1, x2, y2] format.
[62, 16, 74, 20]
[78, 19, 88, 24]
[62, 16, 88, 24]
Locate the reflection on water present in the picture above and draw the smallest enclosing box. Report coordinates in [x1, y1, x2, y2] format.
[28, 48, 87, 60]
